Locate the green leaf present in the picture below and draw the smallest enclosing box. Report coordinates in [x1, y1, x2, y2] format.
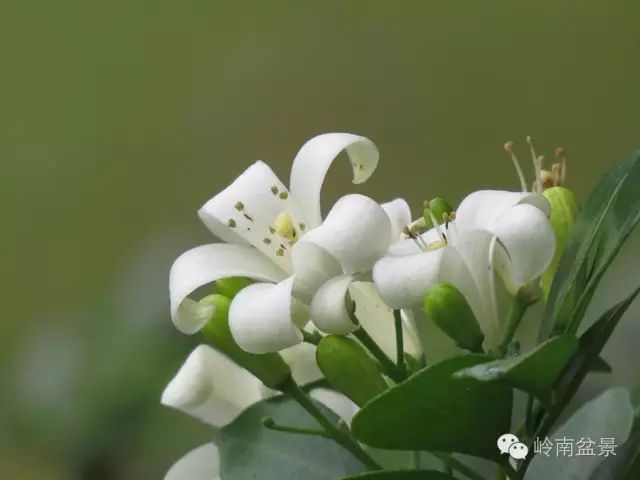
[454, 335, 578, 407]
[589, 355, 612, 373]
[528, 387, 634, 480]
[343, 470, 459, 480]
[588, 429, 640, 480]
[351, 355, 512, 462]
[217, 396, 366, 479]
[540, 151, 640, 339]
[554, 289, 640, 402]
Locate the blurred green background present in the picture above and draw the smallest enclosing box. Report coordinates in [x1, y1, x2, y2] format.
[2, 1, 639, 478]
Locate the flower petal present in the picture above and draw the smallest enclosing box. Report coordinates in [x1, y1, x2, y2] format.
[170, 243, 286, 334]
[290, 240, 342, 304]
[455, 190, 550, 234]
[351, 281, 422, 359]
[373, 245, 474, 310]
[198, 161, 302, 271]
[310, 388, 359, 425]
[310, 274, 359, 335]
[299, 194, 392, 273]
[289, 133, 379, 228]
[492, 203, 556, 294]
[280, 342, 323, 386]
[161, 345, 263, 427]
[164, 443, 220, 480]
[228, 276, 307, 353]
[381, 198, 412, 243]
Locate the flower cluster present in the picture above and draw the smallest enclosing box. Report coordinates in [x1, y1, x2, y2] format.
[161, 133, 563, 478]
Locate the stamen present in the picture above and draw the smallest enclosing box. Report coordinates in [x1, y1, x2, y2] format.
[402, 225, 428, 251]
[551, 163, 562, 186]
[527, 136, 543, 193]
[504, 141, 528, 192]
[555, 147, 567, 184]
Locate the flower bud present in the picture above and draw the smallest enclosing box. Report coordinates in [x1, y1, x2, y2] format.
[200, 294, 292, 389]
[423, 197, 454, 227]
[423, 283, 484, 352]
[541, 186, 579, 299]
[316, 335, 388, 406]
[214, 277, 251, 298]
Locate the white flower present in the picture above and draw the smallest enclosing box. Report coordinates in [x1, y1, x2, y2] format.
[373, 189, 555, 347]
[169, 133, 419, 356]
[165, 443, 220, 480]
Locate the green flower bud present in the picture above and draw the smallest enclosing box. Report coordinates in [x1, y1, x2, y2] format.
[316, 335, 388, 406]
[423, 197, 454, 227]
[200, 294, 291, 389]
[214, 277, 251, 298]
[423, 283, 484, 353]
[541, 186, 579, 300]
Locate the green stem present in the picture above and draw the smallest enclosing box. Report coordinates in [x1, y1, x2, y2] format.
[301, 329, 322, 345]
[497, 297, 529, 357]
[393, 310, 407, 376]
[353, 326, 406, 383]
[280, 378, 381, 470]
[431, 452, 485, 480]
[262, 417, 331, 438]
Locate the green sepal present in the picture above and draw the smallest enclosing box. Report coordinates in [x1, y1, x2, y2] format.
[423, 283, 484, 352]
[316, 335, 388, 406]
[200, 294, 291, 389]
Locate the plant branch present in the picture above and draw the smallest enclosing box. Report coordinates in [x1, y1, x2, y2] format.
[262, 417, 331, 438]
[279, 377, 381, 470]
[353, 326, 406, 383]
[393, 310, 407, 376]
[497, 296, 530, 357]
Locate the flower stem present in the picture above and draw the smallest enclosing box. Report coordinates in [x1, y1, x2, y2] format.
[497, 296, 530, 357]
[431, 452, 485, 480]
[353, 326, 406, 383]
[279, 377, 381, 470]
[393, 309, 407, 376]
[301, 329, 322, 345]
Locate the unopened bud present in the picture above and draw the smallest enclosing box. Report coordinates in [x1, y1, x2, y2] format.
[541, 186, 580, 299]
[316, 336, 388, 406]
[422, 197, 454, 227]
[214, 277, 251, 298]
[200, 294, 291, 389]
[423, 283, 484, 352]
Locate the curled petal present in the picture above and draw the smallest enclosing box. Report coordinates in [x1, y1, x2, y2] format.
[198, 161, 301, 271]
[455, 190, 550, 234]
[229, 276, 307, 353]
[169, 244, 285, 334]
[164, 443, 220, 480]
[161, 345, 263, 427]
[373, 246, 475, 310]
[351, 282, 422, 359]
[300, 194, 392, 273]
[310, 274, 359, 335]
[291, 240, 342, 304]
[492, 203, 556, 294]
[381, 198, 412, 243]
[290, 133, 379, 228]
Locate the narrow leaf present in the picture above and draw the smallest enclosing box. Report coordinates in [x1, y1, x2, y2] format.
[351, 355, 512, 463]
[540, 152, 640, 339]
